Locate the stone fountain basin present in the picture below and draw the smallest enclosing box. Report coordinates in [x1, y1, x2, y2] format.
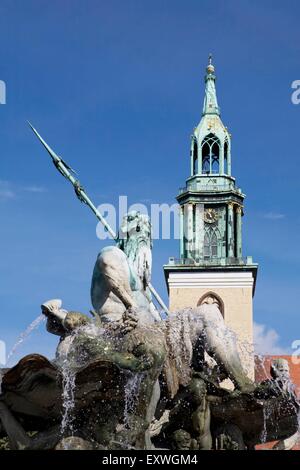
[0, 354, 128, 431]
[0, 354, 298, 447]
[210, 392, 299, 445]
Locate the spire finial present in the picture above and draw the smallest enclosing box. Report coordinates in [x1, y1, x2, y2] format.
[206, 53, 215, 74]
[203, 55, 219, 115]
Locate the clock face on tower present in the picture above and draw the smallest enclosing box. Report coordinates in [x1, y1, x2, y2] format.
[204, 208, 218, 224]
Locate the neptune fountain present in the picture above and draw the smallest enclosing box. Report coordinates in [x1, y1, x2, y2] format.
[0, 128, 299, 451]
[0, 210, 299, 450]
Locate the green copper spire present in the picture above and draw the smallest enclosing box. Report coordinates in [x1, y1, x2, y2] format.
[202, 54, 220, 116]
[192, 56, 231, 176]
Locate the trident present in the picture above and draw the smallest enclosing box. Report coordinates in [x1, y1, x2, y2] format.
[28, 123, 170, 316]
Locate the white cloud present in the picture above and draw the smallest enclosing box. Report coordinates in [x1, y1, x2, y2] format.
[0, 189, 15, 200]
[263, 212, 285, 220]
[23, 186, 46, 193]
[0, 180, 16, 200]
[253, 322, 289, 355]
[0, 181, 47, 200]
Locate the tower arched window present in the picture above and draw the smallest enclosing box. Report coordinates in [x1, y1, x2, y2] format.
[201, 134, 220, 174]
[204, 226, 220, 259]
[202, 142, 210, 174]
[211, 231, 218, 257]
[197, 292, 224, 317]
[204, 231, 210, 258]
[192, 139, 198, 175]
[224, 140, 228, 174]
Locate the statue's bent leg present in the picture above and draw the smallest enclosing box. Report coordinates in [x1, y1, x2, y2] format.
[145, 379, 161, 449]
[92, 247, 136, 313]
[203, 324, 254, 392]
[104, 272, 135, 310]
[195, 305, 254, 392]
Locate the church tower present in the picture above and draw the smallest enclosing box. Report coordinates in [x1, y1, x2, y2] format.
[164, 56, 258, 376]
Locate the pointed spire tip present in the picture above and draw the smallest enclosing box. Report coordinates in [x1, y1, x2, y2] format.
[206, 54, 215, 74]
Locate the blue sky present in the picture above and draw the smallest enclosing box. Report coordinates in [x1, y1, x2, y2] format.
[0, 0, 300, 363]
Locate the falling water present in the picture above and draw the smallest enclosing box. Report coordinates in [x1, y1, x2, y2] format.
[6, 314, 45, 366]
[255, 353, 273, 383]
[59, 324, 107, 439]
[123, 373, 143, 428]
[60, 361, 76, 437]
[260, 406, 268, 443]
